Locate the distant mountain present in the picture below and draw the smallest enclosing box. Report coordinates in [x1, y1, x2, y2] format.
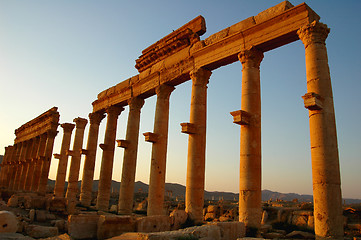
[47, 179, 361, 204]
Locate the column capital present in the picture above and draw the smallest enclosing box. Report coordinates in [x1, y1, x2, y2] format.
[155, 84, 175, 99]
[128, 97, 145, 111]
[190, 68, 212, 86]
[106, 105, 124, 118]
[46, 130, 58, 139]
[61, 123, 75, 133]
[73, 117, 88, 129]
[89, 111, 106, 125]
[238, 46, 264, 69]
[297, 21, 330, 49]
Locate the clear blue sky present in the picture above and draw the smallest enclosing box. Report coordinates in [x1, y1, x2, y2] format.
[1, 1, 360, 199]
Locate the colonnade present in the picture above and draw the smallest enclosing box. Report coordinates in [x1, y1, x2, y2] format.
[0, 10, 343, 240]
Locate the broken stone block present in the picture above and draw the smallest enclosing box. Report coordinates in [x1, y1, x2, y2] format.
[0, 210, 18, 233]
[208, 221, 246, 240]
[286, 230, 315, 239]
[47, 197, 67, 212]
[0, 232, 34, 240]
[7, 195, 19, 207]
[170, 209, 188, 230]
[109, 204, 118, 213]
[40, 233, 73, 240]
[97, 215, 135, 240]
[29, 209, 35, 223]
[204, 212, 217, 221]
[25, 225, 58, 238]
[36, 210, 47, 222]
[291, 214, 308, 228]
[135, 215, 170, 233]
[24, 195, 46, 209]
[68, 214, 99, 239]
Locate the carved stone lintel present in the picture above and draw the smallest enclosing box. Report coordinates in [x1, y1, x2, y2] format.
[302, 92, 323, 110]
[116, 140, 130, 149]
[238, 47, 264, 69]
[297, 21, 329, 48]
[180, 123, 197, 134]
[230, 110, 251, 125]
[143, 132, 158, 143]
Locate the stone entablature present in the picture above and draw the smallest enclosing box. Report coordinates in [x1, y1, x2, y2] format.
[92, 2, 319, 113]
[14, 107, 60, 144]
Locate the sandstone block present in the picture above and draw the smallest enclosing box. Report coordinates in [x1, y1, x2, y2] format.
[68, 214, 99, 239]
[7, 195, 19, 207]
[263, 232, 285, 239]
[204, 212, 217, 221]
[307, 215, 314, 230]
[0, 210, 18, 233]
[40, 233, 73, 240]
[170, 209, 188, 230]
[97, 215, 135, 240]
[208, 221, 246, 240]
[29, 209, 35, 222]
[254, 1, 294, 24]
[48, 197, 67, 212]
[291, 215, 308, 227]
[36, 210, 47, 222]
[261, 210, 268, 225]
[25, 225, 58, 238]
[24, 195, 46, 209]
[0, 232, 35, 240]
[109, 204, 118, 213]
[136, 215, 170, 233]
[285, 230, 315, 239]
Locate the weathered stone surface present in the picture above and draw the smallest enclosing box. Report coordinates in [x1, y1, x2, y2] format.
[208, 221, 246, 240]
[169, 209, 188, 230]
[7, 195, 20, 207]
[97, 215, 135, 240]
[261, 210, 268, 224]
[0, 210, 18, 233]
[47, 197, 67, 212]
[136, 215, 170, 233]
[39, 233, 73, 240]
[204, 212, 217, 221]
[263, 232, 285, 239]
[286, 230, 315, 239]
[0, 232, 34, 240]
[68, 214, 99, 239]
[36, 210, 47, 222]
[25, 225, 58, 238]
[24, 195, 46, 209]
[292, 214, 308, 227]
[254, 1, 294, 24]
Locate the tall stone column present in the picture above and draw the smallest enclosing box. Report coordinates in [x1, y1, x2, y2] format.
[181, 68, 211, 223]
[65, 118, 87, 212]
[25, 136, 40, 191]
[38, 130, 58, 194]
[31, 133, 47, 191]
[147, 84, 175, 216]
[8, 143, 19, 190]
[13, 142, 25, 191]
[237, 47, 263, 228]
[118, 97, 145, 215]
[297, 21, 343, 240]
[0, 146, 13, 188]
[53, 123, 75, 197]
[96, 105, 124, 211]
[20, 139, 34, 190]
[80, 111, 105, 207]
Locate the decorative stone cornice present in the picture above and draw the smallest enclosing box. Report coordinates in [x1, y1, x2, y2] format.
[61, 123, 75, 133]
[297, 21, 329, 49]
[135, 16, 206, 72]
[238, 47, 264, 69]
[73, 117, 88, 129]
[89, 111, 106, 125]
[128, 97, 145, 111]
[190, 68, 212, 86]
[155, 84, 175, 100]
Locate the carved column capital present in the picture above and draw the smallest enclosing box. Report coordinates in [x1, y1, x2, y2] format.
[106, 105, 124, 118]
[128, 97, 145, 111]
[190, 68, 212, 86]
[73, 117, 88, 129]
[46, 130, 58, 139]
[61, 123, 75, 133]
[297, 21, 330, 48]
[89, 111, 106, 125]
[155, 84, 175, 99]
[238, 47, 264, 69]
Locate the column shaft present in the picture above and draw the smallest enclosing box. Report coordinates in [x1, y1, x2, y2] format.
[298, 22, 343, 240]
[21, 139, 34, 190]
[66, 118, 87, 212]
[8, 144, 19, 190]
[118, 97, 144, 215]
[80, 112, 105, 206]
[25, 137, 39, 191]
[238, 47, 263, 228]
[54, 123, 75, 197]
[147, 84, 175, 216]
[185, 68, 211, 223]
[96, 105, 123, 211]
[13, 142, 25, 191]
[38, 130, 58, 194]
[31, 134, 47, 191]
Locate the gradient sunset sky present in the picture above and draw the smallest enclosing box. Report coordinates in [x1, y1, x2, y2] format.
[1, 0, 360, 199]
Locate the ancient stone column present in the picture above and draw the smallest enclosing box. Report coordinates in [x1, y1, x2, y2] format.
[147, 84, 175, 216]
[20, 139, 34, 190]
[237, 47, 263, 228]
[13, 142, 25, 191]
[8, 143, 19, 190]
[0, 146, 13, 188]
[65, 118, 87, 212]
[297, 21, 343, 240]
[31, 133, 47, 191]
[79, 111, 105, 207]
[181, 68, 212, 223]
[96, 105, 124, 211]
[24, 136, 40, 191]
[38, 130, 58, 194]
[118, 97, 145, 215]
[53, 123, 75, 197]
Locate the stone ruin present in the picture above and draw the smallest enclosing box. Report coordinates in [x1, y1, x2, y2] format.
[0, 2, 347, 239]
